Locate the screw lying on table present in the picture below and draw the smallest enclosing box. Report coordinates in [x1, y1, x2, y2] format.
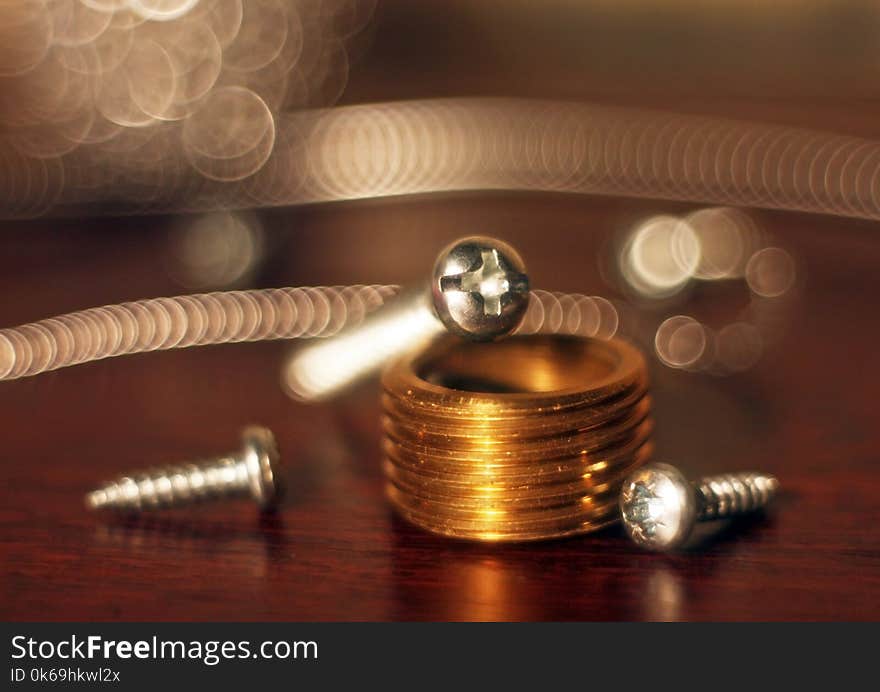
[86, 426, 281, 513]
[619, 463, 779, 551]
[283, 235, 530, 401]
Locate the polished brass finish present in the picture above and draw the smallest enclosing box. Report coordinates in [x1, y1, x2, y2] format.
[381, 334, 652, 541]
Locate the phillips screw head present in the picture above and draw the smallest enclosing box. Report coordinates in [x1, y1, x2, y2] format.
[431, 236, 530, 341]
[620, 462, 779, 551]
[620, 463, 698, 551]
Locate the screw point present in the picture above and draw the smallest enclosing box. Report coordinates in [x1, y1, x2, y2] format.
[85, 426, 282, 514]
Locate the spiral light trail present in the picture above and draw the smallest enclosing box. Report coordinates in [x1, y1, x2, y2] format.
[0, 3, 877, 221]
[0, 285, 397, 380]
[0, 286, 619, 381]
[272, 100, 880, 219]
[17, 98, 880, 221]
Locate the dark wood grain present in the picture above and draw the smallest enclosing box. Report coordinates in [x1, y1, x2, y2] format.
[3, 2, 880, 621]
[1, 192, 878, 621]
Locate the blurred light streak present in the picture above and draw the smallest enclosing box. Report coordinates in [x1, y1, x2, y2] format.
[165, 210, 265, 289]
[745, 246, 797, 298]
[612, 205, 798, 375]
[654, 315, 708, 370]
[619, 215, 700, 298]
[0, 284, 399, 381]
[4, 95, 880, 218]
[685, 206, 762, 280]
[0, 286, 624, 382]
[516, 290, 618, 340]
[0, 0, 372, 217]
[283, 290, 445, 402]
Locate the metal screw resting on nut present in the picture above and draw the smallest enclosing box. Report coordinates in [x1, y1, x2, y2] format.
[283, 235, 531, 401]
[432, 236, 530, 340]
[619, 463, 779, 551]
[86, 426, 281, 513]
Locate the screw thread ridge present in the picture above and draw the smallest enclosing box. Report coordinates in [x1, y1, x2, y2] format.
[86, 456, 249, 512]
[695, 472, 779, 520]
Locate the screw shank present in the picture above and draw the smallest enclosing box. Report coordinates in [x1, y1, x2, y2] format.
[86, 456, 253, 512]
[283, 288, 444, 401]
[695, 472, 779, 521]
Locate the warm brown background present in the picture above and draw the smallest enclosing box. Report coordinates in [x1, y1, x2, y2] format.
[2, 1, 880, 620]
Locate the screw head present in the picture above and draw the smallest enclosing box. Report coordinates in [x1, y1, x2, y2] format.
[240, 426, 282, 509]
[620, 463, 697, 551]
[431, 236, 530, 341]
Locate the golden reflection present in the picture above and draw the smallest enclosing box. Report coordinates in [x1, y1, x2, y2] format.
[381, 335, 652, 542]
[452, 560, 525, 621]
[640, 566, 684, 622]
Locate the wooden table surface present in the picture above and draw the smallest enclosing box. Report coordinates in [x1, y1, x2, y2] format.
[1, 192, 878, 621]
[3, 0, 880, 624]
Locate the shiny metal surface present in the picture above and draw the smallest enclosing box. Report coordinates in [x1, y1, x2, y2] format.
[86, 426, 281, 512]
[431, 236, 529, 340]
[382, 334, 652, 542]
[283, 236, 530, 401]
[620, 463, 779, 552]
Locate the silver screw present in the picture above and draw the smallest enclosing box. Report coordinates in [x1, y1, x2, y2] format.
[283, 236, 531, 401]
[432, 236, 530, 341]
[619, 463, 779, 551]
[86, 426, 282, 513]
